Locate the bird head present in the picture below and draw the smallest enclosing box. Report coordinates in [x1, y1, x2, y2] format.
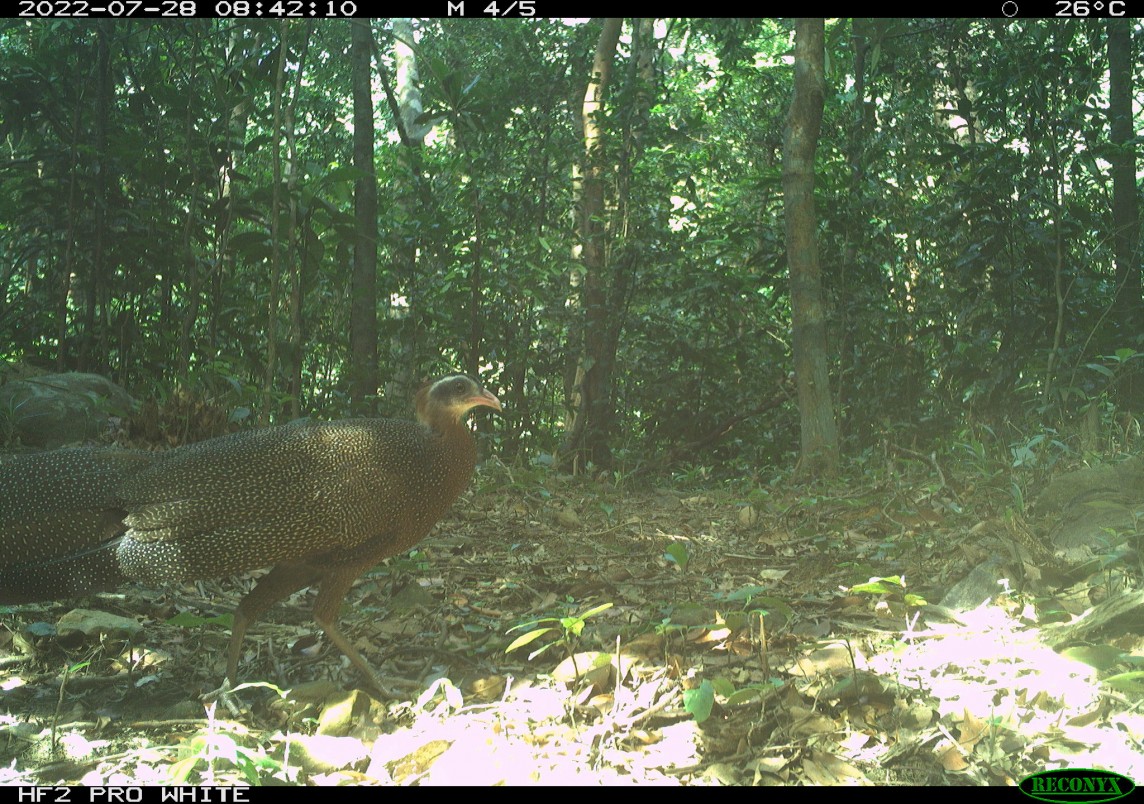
[416, 375, 502, 428]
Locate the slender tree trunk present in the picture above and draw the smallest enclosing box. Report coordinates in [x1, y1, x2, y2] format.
[382, 19, 430, 407]
[784, 18, 839, 476]
[467, 187, 484, 379]
[285, 24, 312, 418]
[564, 17, 622, 472]
[80, 23, 113, 372]
[835, 19, 870, 440]
[1108, 19, 1139, 341]
[210, 22, 259, 361]
[349, 19, 379, 413]
[177, 36, 203, 379]
[262, 21, 288, 423]
[57, 95, 83, 371]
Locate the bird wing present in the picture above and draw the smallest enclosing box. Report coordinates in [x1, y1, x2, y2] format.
[116, 420, 433, 584]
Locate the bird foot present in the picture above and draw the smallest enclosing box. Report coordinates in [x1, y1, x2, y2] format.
[201, 678, 245, 718]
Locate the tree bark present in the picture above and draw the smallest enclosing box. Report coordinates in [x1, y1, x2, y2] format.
[380, 19, 428, 408]
[564, 17, 623, 472]
[349, 19, 379, 413]
[784, 18, 839, 476]
[1108, 19, 1139, 341]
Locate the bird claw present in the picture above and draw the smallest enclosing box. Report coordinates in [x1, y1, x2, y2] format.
[202, 678, 245, 718]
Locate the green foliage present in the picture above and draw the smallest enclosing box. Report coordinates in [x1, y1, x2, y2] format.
[1102, 671, 1144, 695]
[505, 601, 613, 661]
[684, 672, 786, 724]
[663, 542, 690, 572]
[849, 575, 927, 608]
[682, 679, 715, 723]
[1010, 432, 1069, 470]
[170, 724, 284, 785]
[0, 18, 1135, 466]
[1060, 645, 1126, 673]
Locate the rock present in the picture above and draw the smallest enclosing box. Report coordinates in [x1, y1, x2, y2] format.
[1035, 456, 1144, 569]
[0, 373, 136, 447]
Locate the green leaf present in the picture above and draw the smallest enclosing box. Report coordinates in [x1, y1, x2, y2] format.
[718, 585, 768, 603]
[851, 576, 905, 595]
[1102, 671, 1144, 694]
[664, 543, 690, 571]
[1061, 645, 1125, 672]
[318, 165, 369, 185]
[711, 676, 736, 697]
[577, 602, 614, 620]
[683, 679, 715, 724]
[505, 627, 554, 653]
[726, 687, 764, 706]
[168, 756, 200, 784]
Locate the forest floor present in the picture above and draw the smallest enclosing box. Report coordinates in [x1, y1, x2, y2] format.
[1, 456, 1142, 786]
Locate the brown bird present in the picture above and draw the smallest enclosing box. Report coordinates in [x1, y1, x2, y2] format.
[0, 375, 501, 695]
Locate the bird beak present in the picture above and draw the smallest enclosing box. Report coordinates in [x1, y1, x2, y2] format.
[469, 388, 502, 412]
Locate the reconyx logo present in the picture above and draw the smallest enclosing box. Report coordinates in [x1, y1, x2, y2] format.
[1019, 769, 1135, 804]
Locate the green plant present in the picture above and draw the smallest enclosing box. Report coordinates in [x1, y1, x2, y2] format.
[849, 575, 927, 608]
[171, 733, 284, 784]
[683, 674, 785, 724]
[505, 602, 614, 661]
[663, 542, 690, 572]
[170, 710, 286, 784]
[1009, 430, 1068, 469]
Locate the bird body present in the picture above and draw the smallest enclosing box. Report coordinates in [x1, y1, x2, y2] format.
[0, 375, 501, 692]
[116, 415, 478, 583]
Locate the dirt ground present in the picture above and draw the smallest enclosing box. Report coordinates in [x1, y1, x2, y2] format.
[1, 459, 1141, 786]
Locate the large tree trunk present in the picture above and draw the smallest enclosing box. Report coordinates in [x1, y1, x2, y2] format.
[784, 18, 839, 476]
[349, 19, 379, 414]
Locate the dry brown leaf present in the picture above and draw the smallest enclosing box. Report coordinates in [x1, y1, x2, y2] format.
[801, 749, 872, 785]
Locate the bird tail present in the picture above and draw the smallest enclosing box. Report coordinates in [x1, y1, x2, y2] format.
[0, 539, 128, 604]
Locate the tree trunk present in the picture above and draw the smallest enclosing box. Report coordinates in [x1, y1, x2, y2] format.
[284, 25, 312, 419]
[80, 23, 113, 373]
[176, 35, 202, 380]
[261, 21, 288, 423]
[205, 21, 254, 367]
[564, 17, 623, 472]
[349, 19, 379, 413]
[784, 18, 839, 476]
[1108, 19, 1139, 341]
[381, 19, 428, 408]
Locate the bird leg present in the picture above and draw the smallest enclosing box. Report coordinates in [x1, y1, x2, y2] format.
[312, 567, 400, 699]
[202, 563, 318, 712]
[225, 563, 320, 684]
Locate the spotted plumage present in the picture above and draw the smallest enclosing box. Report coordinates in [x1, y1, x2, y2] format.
[0, 375, 501, 692]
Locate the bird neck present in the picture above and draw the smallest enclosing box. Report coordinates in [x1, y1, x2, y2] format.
[418, 404, 465, 434]
[427, 417, 478, 502]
